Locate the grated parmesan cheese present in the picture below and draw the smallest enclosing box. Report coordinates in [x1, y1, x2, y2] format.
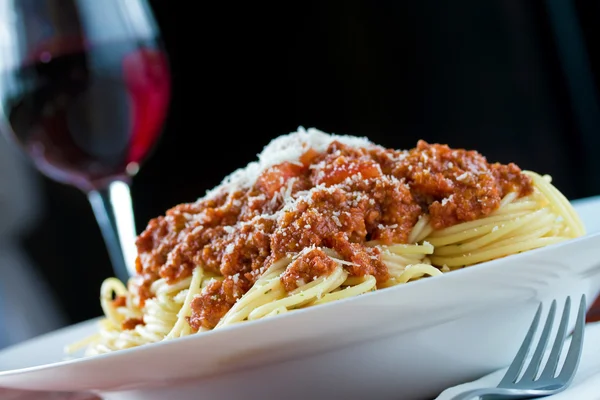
[203, 127, 378, 200]
[332, 214, 342, 227]
[456, 172, 470, 182]
[441, 194, 454, 206]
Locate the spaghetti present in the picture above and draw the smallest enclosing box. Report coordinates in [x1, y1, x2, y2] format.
[69, 128, 585, 356]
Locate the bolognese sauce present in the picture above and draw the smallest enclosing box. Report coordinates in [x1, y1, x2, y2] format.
[133, 139, 533, 330]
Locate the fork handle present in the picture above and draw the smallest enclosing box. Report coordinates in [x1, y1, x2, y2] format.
[450, 387, 558, 400]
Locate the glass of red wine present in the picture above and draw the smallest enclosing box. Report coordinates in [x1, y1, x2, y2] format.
[0, 0, 171, 283]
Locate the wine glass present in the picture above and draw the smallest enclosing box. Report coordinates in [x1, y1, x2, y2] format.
[0, 0, 171, 283]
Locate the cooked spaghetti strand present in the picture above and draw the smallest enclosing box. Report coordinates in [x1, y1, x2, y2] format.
[72, 129, 585, 356]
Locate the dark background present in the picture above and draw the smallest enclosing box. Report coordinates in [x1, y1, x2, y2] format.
[18, 0, 600, 325]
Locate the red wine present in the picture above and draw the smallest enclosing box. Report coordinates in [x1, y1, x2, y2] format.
[0, 39, 171, 190]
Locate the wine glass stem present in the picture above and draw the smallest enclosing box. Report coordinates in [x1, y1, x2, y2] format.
[88, 181, 138, 284]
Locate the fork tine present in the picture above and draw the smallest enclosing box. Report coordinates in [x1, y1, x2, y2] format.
[538, 296, 571, 379]
[556, 294, 586, 384]
[519, 299, 557, 381]
[498, 302, 543, 385]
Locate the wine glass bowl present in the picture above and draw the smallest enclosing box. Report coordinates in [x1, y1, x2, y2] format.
[0, 0, 171, 282]
[0, 0, 170, 191]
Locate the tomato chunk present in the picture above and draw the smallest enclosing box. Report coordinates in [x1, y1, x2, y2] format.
[316, 157, 382, 186]
[255, 162, 306, 196]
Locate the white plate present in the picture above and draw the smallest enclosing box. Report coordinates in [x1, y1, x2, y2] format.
[572, 195, 600, 234]
[1, 196, 600, 400]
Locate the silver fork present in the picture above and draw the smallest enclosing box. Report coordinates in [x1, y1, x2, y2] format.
[451, 295, 586, 400]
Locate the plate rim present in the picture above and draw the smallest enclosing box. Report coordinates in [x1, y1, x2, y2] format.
[2, 230, 600, 379]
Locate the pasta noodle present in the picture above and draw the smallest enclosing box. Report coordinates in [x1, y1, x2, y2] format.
[67, 129, 585, 356]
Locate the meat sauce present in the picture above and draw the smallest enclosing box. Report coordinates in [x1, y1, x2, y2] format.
[132, 140, 532, 330]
